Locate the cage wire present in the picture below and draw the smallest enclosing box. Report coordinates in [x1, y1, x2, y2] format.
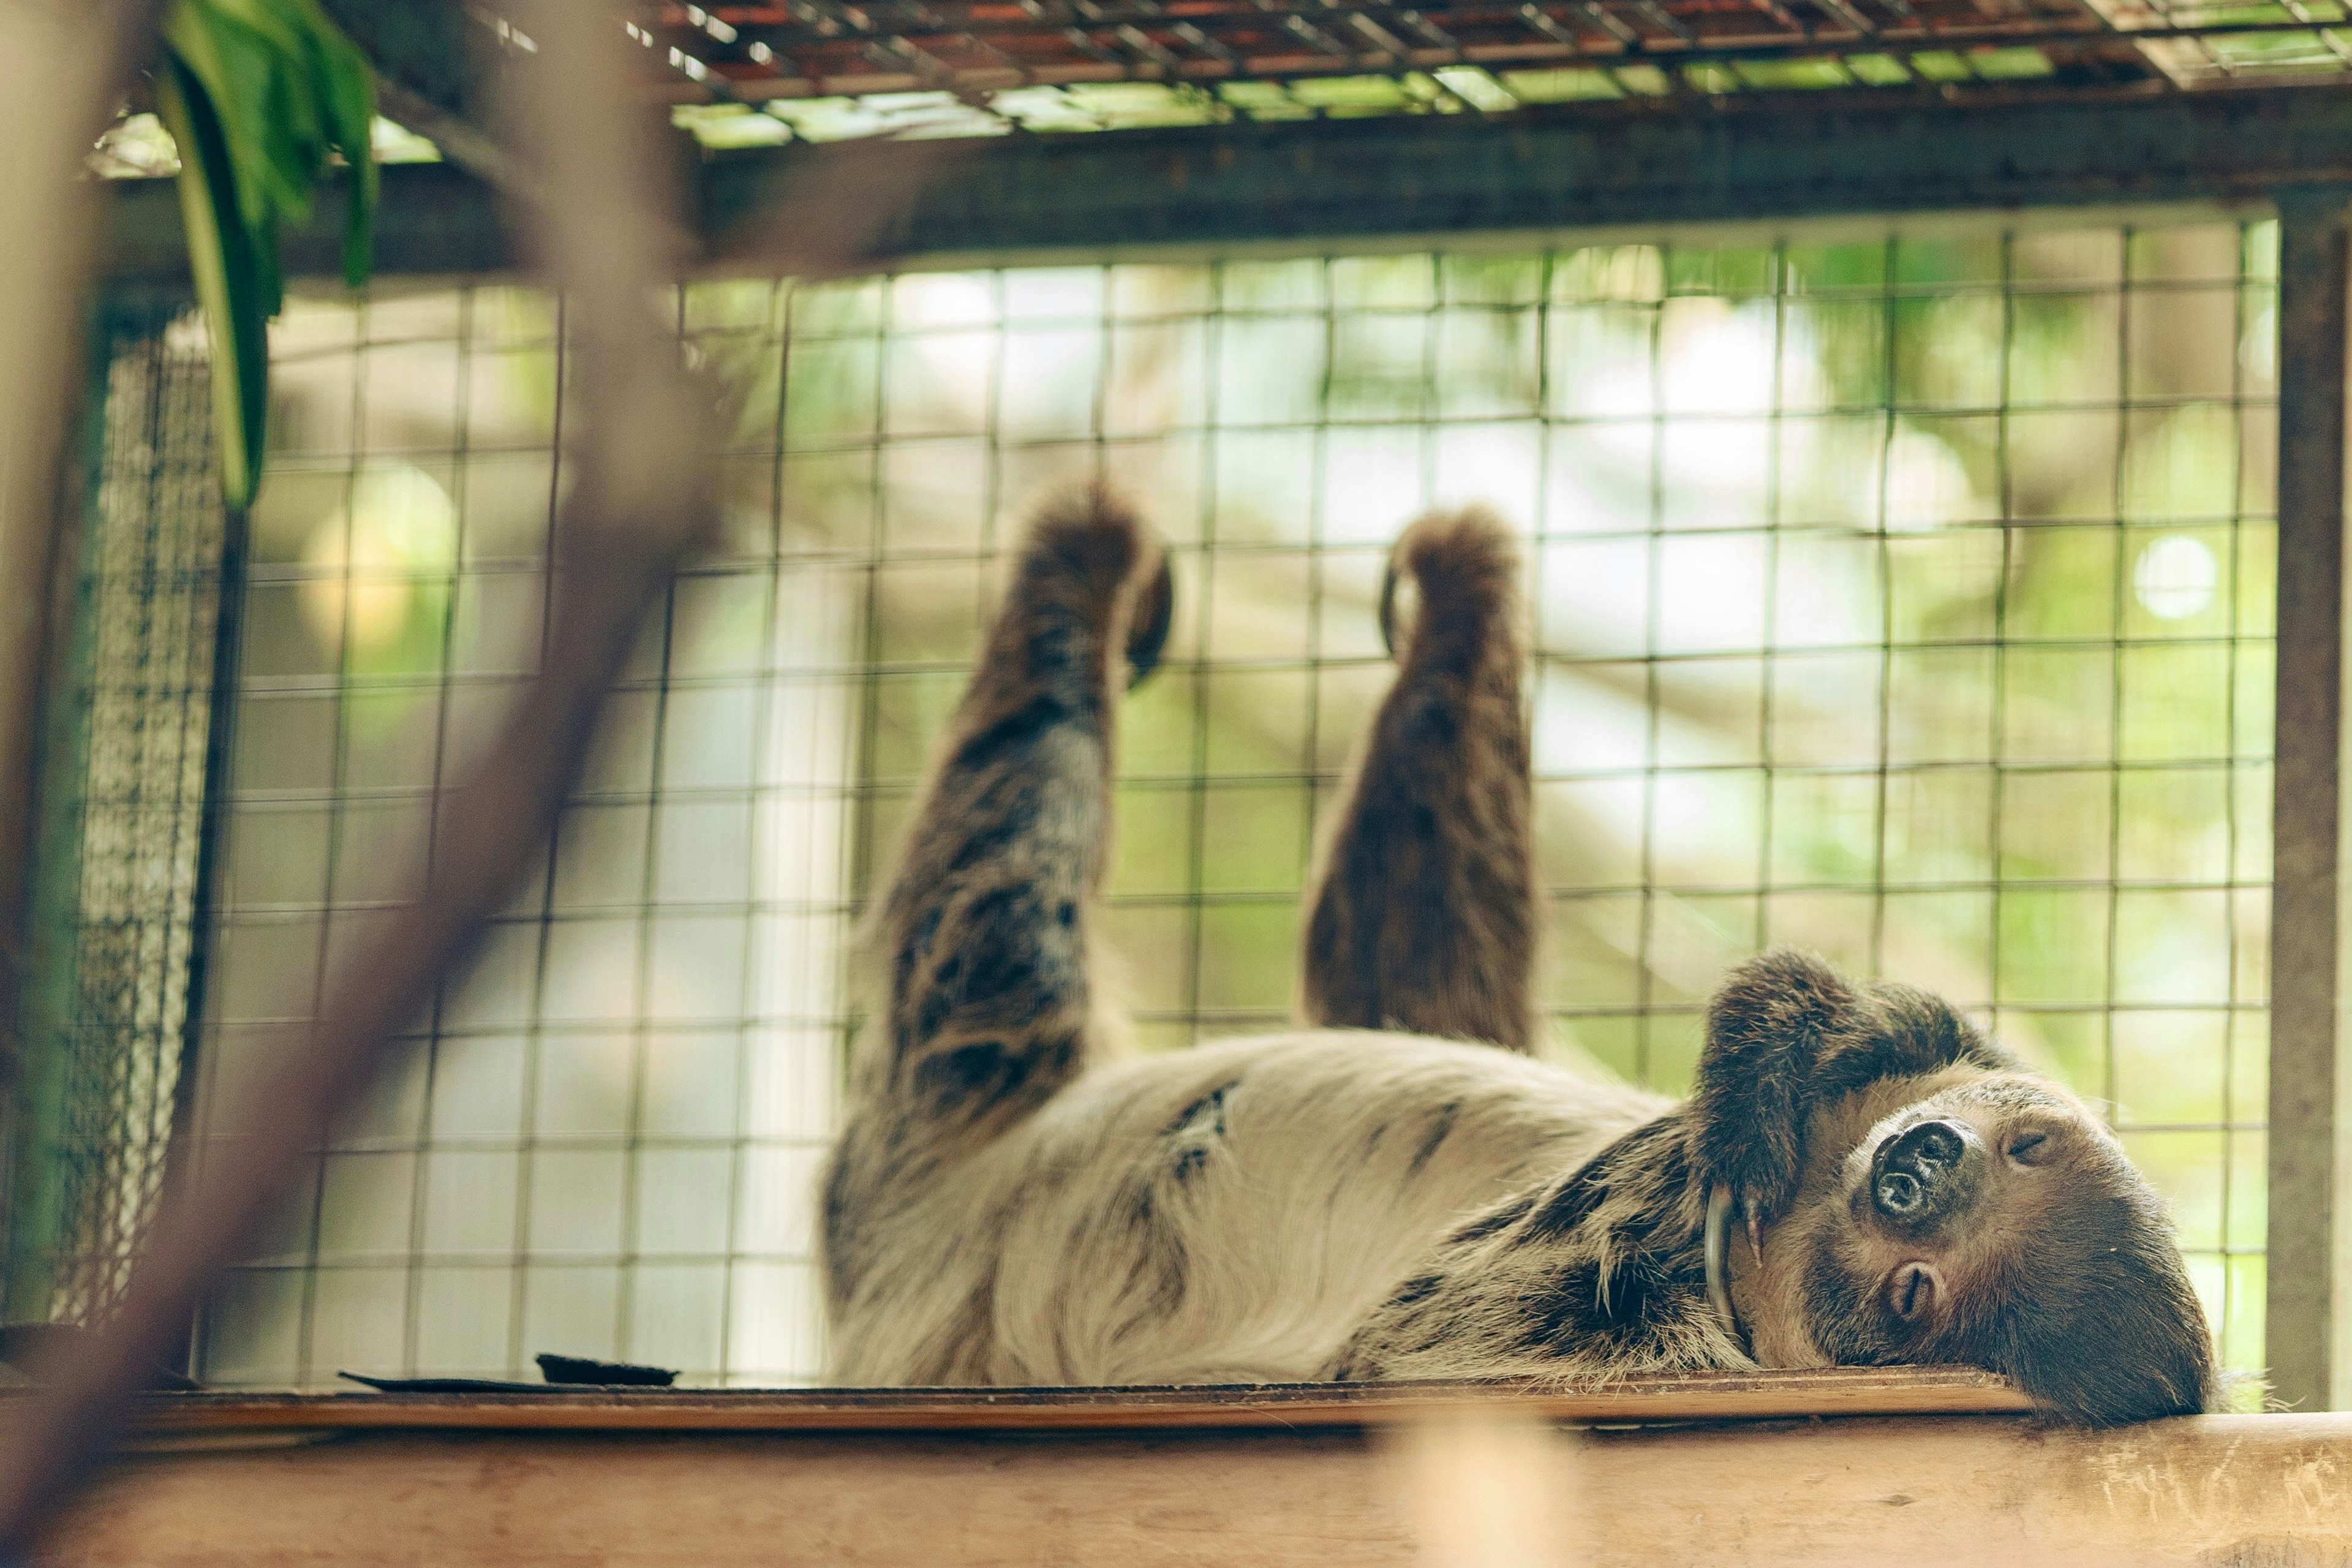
[610, 0, 2352, 149]
[20, 212, 2274, 1390]
[3, 299, 232, 1330]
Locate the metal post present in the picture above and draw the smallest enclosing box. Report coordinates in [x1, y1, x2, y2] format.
[2268, 187, 2351, 1414]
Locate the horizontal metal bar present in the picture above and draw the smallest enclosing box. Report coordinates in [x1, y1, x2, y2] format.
[99, 84, 2352, 280]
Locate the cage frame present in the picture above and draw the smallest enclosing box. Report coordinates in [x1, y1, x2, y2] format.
[46, 74, 2352, 1414]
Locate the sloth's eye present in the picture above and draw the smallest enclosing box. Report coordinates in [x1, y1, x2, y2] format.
[2005, 1131, 2050, 1166]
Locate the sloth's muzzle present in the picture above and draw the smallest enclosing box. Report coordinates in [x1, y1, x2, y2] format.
[1869, 1118, 1983, 1231]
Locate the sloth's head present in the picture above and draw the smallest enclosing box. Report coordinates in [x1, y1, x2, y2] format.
[1719, 958, 2216, 1426]
[1795, 1072, 2214, 1424]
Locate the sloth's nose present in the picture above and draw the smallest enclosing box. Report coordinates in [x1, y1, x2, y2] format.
[1871, 1119, 1981, 1226]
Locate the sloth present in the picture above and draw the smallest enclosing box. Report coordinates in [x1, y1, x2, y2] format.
[821, 481, 2216, 1427]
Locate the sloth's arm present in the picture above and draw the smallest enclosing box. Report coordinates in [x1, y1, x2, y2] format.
[1686, 948, 2010, 1226]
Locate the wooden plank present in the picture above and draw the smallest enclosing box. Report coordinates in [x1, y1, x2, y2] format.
[112, 1368, 2032, 1436]
[47, 1411, 2352, 1566]
[2269, 186, 2352, 1416]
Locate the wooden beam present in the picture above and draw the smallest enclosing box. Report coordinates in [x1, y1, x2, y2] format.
[97, 83, 2352, 284]
[2269, 186, 2352, 1415]
[46, 1407, 2352, 1566]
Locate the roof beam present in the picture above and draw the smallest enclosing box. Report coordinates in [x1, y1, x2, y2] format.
[104, 83, 2352, 282]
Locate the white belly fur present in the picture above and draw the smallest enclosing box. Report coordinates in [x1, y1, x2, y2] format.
[824, 1030, 1668, 1385]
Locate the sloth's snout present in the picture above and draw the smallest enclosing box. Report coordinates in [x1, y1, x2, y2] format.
[1869, 1118, 1983, 1229]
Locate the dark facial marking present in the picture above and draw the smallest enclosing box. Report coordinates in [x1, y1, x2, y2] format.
[1803, 1237, 1911, 1366]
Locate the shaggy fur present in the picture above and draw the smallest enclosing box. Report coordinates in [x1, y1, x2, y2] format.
[1302, 508, 1537, 1052]
[821, 486, 2216, 1425]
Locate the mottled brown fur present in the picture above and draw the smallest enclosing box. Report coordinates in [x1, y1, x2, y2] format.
[823, 479, 1167, 1316]
[1302, 508, 1537, 1052]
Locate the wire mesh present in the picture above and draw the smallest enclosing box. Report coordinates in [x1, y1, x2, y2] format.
[160, 213, 2274, 1390]
[611, 0, 2352, 149]
[9, 301, 230, 1329]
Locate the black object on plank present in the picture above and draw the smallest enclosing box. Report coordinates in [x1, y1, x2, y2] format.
[336, 1352, 679, 1393]
[337, 1373, 551, 1393]
[535, 1353, 676, 1387]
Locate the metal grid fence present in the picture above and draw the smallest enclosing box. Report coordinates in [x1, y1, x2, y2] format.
[3, 303, 232, 1332]
[172, 213, 2274, 1388]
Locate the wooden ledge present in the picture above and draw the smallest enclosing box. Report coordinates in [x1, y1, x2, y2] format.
[126, 1366, 2033, 1434]
[55, 1401, 2352, 1566]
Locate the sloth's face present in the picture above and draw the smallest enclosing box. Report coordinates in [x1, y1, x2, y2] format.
[1757, 1074, 2215, 1424]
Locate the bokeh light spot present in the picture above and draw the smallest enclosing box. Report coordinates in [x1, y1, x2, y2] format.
[2133, 535, 2218, 621]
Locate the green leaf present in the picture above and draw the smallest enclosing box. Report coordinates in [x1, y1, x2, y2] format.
[159, 0, 379, 505]
[309, 24, 379, 288]
[162, 7, 289, 237]
[274, 0, 380, 289]
[154, 58, 272, 510]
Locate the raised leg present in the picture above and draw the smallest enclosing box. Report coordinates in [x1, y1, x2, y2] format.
[826, 481, 1169, 1284]
[1300, 507, 1537, 1052]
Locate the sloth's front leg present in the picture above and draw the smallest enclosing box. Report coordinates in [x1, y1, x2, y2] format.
[1686, 948, 2011, 1235]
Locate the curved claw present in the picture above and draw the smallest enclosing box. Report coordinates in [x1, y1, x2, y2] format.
[1125, 549, 1175, 688]
[1703, 1185, 1737, 1336]
[1741, 1185, 1766, 1262]
[1376, 551, 1407, 660]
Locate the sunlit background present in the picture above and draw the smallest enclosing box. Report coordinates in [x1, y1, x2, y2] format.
[183, 217, 2276, 1388]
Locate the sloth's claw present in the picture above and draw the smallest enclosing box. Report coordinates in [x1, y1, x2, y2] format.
[1739, 1185, 1767, 1260]
[1125, 550, 1174, 688]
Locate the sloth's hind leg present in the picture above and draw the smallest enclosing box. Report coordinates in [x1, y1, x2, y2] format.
[853, 481, 1170, 1159]
[1300, 507, 1536, 1052]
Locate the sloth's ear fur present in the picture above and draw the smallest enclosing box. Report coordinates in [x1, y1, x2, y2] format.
[1691, 949, 2008, 1224]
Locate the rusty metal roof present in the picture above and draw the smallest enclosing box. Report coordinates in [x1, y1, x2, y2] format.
[609, 0, 2352, 143]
